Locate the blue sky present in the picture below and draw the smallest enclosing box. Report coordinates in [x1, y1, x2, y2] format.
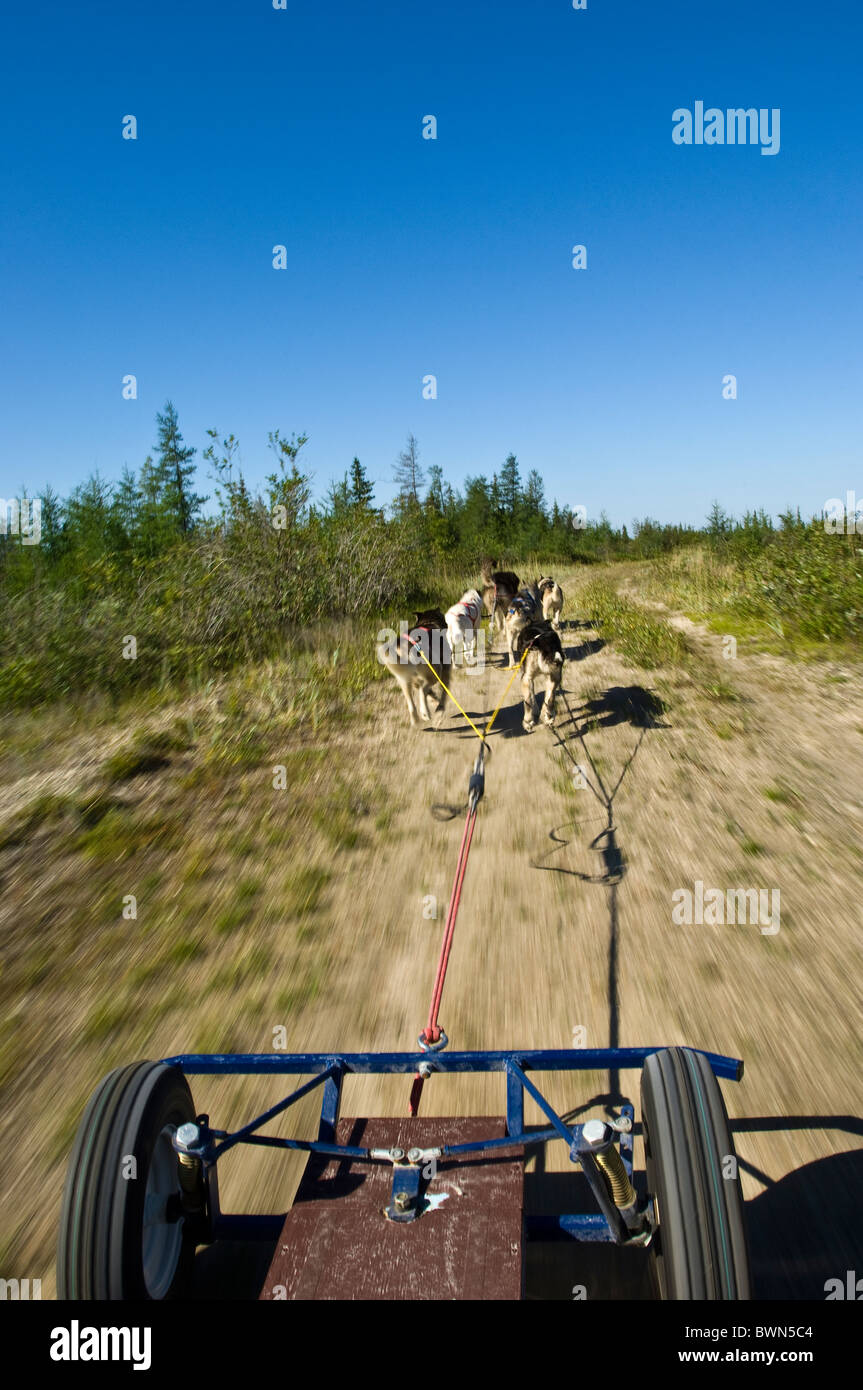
[2, 0, 861, 527]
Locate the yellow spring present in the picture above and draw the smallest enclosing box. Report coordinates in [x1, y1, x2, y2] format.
[594, 1145, 636, 1208]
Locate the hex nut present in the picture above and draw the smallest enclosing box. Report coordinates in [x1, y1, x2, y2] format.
[581, 1119, 608, 1147]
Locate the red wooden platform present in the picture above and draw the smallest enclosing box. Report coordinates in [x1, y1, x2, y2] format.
[260, 1117, 524, 1300]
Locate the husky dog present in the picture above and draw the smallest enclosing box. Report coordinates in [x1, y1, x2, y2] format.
[513, 621, 565, 731]
[504, 583, 542, 668]
[480, 557, 520, 642]
[445, 588, 484, 664]
[537, 576, 564, 630]
[377, 609, 452, 728]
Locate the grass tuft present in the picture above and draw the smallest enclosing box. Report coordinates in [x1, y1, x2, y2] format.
[579, 580, 689, 669]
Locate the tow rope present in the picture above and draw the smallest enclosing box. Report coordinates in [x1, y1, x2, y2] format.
[405, 635, 533, 1115]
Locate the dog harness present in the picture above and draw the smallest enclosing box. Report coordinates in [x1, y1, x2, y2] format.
[400, 625, 452, 665]
[401, 624, 434, 646]
[508, 593, 538, 618]
[449, 597, 482, 623]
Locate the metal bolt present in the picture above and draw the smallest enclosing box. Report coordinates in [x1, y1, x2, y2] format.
[418, 1063, 432, 1079]
[582, 1119, 608, 1147]
[407, 1148, 423, 1164]
[390, 1147, 405, 1162]
[176, 1123, 200, 1149]
[394, 1192, 412, 1212]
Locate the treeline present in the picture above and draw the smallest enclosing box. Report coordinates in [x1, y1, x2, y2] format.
[331, 432, 700, 563]
[1, 405, 857, 707]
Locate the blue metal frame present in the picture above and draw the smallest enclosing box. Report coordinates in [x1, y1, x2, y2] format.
[162, 1045, 742, 1246]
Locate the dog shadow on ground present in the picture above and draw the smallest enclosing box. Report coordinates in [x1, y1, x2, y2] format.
[580, 685, 669, 729]
[531, 685, 668, 1107]
[563, 636, 605, 663]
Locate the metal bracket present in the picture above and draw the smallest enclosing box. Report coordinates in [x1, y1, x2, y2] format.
[370, 1146, 442, 1166]
[385, 1162, 424, 1222]
[607, 1113, 632, 1133]
[468, 750, 485, 809]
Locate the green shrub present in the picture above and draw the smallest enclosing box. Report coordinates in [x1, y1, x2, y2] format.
[580, 580, 689, 668]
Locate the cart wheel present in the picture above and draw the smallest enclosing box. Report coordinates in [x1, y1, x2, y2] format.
[641, 1047, 750, 1300]
[57, 1061, 197, 1300]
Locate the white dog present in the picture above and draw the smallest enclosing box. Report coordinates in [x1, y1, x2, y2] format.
[445, 588, 484, 664]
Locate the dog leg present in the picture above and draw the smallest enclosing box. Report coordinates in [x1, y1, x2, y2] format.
[401, 682, 421, 727]
[522, 670, 537, 731]
[541, 673, 558, 726]
[417, 684, 433, 722]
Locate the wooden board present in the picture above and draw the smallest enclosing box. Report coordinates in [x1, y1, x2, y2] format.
[260, 1117, 524, 1300]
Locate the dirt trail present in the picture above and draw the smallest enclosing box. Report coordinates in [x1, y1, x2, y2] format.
[204, 572, 863, 1298]
[4, 566, 863, 1298]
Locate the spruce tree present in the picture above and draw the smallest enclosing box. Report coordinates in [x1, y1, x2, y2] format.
[499, 453, 521, 518]
[346, 455, 372, 511]
[349, 457, 374, 509]
[154, 401, 206, 535]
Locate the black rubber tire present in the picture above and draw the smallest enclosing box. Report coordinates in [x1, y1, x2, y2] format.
[57, 1061, 196, 1300]
[641, 1047, 751, 1300]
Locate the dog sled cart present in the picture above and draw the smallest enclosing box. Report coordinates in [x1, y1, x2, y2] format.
[57, 1042, 750, 1300]
[57, 635, 751, 1302]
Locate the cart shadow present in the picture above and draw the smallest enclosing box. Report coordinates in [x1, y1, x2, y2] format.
[522, 1111, 863, 1300]
[523, 1167, 654, 1300]
[732, 1121, 863, 1299]
[191, 1236, 281, 1300]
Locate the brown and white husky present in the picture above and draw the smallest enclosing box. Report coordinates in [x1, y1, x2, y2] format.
[377, 608, 452, 728]
[537, 576, 564, 630]
[480, 557, 520, 642]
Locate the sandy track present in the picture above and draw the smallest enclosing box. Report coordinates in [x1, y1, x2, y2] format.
[201, 579, 863, 1298]
[4, 568, 862, 1298]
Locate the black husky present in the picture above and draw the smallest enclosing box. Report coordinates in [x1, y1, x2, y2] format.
[513, 621, 565, 731]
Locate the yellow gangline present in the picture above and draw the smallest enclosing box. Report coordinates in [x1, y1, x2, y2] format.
[484, 651, 529, 737]
[407, 637, 528, 744]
